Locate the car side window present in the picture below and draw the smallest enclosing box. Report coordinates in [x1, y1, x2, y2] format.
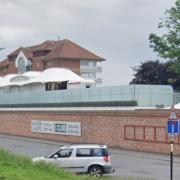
[76, 148, 91, 157]
[93, 148, 103, 157]
[55, 149, 73, 158]
[93, 148, 108, 157]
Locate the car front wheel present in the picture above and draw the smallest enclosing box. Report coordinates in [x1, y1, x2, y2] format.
[88, 165, 103, 177]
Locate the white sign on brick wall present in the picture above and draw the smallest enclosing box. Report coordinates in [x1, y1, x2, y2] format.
[31, 120, 81, 136]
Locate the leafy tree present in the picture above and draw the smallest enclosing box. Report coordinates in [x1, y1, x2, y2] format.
[130, 1, 180, 90]
[130, 61, 165, 84]
[130, 60, 180, 90]
[149, 0, 180, 75]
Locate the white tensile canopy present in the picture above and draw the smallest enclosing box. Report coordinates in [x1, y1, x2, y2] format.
[29, 68, 93, 84]
[23, 71, 41, 78]
[0, 68, 94, 87]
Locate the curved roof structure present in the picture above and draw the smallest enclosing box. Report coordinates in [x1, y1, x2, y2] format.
[33, 68, 89, 83]
[0, 74, 19, 87]
[23, 71, 41, 77]
[0, 68, 94, 87]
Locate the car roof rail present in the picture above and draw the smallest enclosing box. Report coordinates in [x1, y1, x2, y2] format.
[63, 144, 107, 148]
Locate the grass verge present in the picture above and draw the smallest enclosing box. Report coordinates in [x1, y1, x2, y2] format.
[0, 149, 155, 180]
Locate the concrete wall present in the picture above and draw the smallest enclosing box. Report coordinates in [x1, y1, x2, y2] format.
[0, 108, 179, 155]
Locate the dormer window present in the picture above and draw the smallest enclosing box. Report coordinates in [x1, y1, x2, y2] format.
[18, 57, 26, 73]
[15, 51, 32, 74]
[8, 55, 17, 61]
[33, 50, 50, 57]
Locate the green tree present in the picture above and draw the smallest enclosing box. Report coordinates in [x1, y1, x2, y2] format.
[130, 60, 180, 90]
[149, 0, 180, 74]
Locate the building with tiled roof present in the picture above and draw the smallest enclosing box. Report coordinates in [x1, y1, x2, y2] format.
[0, 39, 105, 84]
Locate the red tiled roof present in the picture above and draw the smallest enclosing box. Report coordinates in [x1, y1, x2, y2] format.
[0, 59, 10, 67]
[7, 39, 105, 61]
[8, 47, 23, 57]
[43, 39, 105, 61]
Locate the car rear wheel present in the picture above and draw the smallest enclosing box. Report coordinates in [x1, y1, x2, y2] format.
[88, 165, 103, 177]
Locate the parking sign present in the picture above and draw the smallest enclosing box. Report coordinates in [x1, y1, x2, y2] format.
[167, 105, 180, 135]
[167, 120, 180, 135]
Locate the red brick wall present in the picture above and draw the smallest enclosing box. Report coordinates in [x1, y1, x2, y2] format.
[0, 58, 80, 76]
[0, 109, 179, 154]
[0, 62, 17, 76]
[31, 59, 45, 71]
[7, 62, 17, 74]
[61, 58, 80, 75]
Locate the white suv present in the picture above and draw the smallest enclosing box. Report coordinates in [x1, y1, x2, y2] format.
[33, 144, 115, 176]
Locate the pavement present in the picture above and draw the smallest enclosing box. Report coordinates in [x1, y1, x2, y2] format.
[0, 134, 180, 180]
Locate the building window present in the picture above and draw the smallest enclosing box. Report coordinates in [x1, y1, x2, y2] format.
[17, 57, 32, 73]
[33, 50, 50, 57]
[45, 61, 54, 68]
[9, 55, 17, 61]
[45, 82, 67, 91]
[18, 57, 26, 74]
[81, 72, 96, 80]
[4, 67, 7, 72]
[26, 65, 31, 71]
[0, 66, 8, 73]
[80, 60, 97, 81]
[47, 61, 54, 66]
[80, 60, 96, 68]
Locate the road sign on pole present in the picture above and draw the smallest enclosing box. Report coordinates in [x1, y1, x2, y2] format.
[167, 120, 180, 135]
[167, 105, 179, 135]
[169, 105, 177, 120]
[167, 105, 180, 180]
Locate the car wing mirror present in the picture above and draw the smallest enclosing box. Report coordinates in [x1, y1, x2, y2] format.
[53, 154, 59, 159]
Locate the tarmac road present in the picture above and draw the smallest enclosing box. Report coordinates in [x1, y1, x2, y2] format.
[0, 134, 180, 180]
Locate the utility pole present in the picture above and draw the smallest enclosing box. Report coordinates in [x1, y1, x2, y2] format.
[167, 105, 180, 180]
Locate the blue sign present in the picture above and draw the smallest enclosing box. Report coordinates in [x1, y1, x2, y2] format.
[167, 120, 180, 135]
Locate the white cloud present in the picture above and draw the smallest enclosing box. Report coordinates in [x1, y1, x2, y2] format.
[0, 26, 36, 41]
[0, 0, 177, 85]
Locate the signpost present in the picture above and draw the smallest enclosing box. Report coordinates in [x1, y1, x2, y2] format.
[167, 105, 180, 180]
[167, 120, 179, 135]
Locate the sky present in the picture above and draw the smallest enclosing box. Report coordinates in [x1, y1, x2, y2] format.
[0, 0, 177, 86]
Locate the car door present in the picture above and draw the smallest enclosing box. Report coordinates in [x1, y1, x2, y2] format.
[73, 148, 93, 172]
[49, 148, 74, 168]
